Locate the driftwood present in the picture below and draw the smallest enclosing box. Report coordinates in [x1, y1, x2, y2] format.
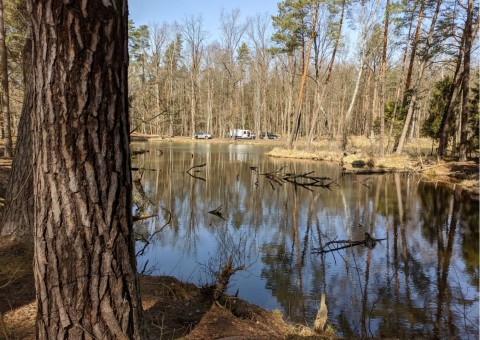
[132, 214, 156, 222]
[131, 167, 156, 172]
[208, 204, 226, 221]
[213, 255, 245, 304]
[312, 232, 385, 254]
[131, 149, 149, 156]
[313, 293, 328, 333]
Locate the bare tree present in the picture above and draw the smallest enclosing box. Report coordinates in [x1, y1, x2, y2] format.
[182, 15, 207, 138]
[219, 8, 247, 130]
[396, 0, 443, 154]
[343, 0, 382, 150]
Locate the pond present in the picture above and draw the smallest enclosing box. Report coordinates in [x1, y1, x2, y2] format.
[132, 142, 479, 339]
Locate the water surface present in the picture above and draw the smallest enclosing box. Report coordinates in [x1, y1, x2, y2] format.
[132, 142, 479, 339]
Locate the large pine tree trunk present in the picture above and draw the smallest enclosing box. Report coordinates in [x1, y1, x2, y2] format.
[29, 1, 142, 338]
[0, 37, 33, 242]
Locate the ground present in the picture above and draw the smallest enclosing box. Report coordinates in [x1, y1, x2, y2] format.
[0, 136, 477, 339]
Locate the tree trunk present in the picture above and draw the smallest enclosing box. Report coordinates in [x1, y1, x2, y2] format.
[288, 2, 319, 149]
[29, 1, 142, 338]
[0, 0, 12, 157]
[458, 0, 474, 161]
[403, 0, 425, 100]
[437, 56, 464, 157]
[396, 0, 443, 154]
[386, 3, 416, 153]
[380, 0, 390, 159]
[0, 37, 33, 243]
[343, 52, 365, 150]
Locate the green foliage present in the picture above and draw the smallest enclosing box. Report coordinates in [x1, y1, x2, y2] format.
[236, 42, 250, 64]
[421, 77, 456, 140]
[374, 100, 408, 137]
[163, 34, 183, 70]
[128, 20, 150, 63]
[271, 0, 317, 55]
[467, 80, 479, 154]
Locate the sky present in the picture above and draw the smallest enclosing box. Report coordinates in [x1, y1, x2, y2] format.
[128, 0, 281, 40]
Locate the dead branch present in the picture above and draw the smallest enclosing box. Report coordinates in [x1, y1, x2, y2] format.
[208, 204, 226, 221]
[213, 255, 245, 303]
[135, 208, 172, 257]
[312, 232, 386, 254]
[133, 214, 156, 222]
[133, 168, 145, 182]
[186, 163, 206, 181]
[259, 167, 336, 191]
[131, 149, 149, 156]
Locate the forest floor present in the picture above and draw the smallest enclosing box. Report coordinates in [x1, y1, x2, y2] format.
[0, 135, 477, 339]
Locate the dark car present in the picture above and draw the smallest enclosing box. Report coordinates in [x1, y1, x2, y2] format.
[260, 132, 278, 139]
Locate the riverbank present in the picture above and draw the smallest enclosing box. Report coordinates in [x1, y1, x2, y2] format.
[0, 159, 331, 339]
[133, 134, 479, 200]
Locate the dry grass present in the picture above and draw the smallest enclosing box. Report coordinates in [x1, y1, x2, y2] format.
[267, 147, 343, 162]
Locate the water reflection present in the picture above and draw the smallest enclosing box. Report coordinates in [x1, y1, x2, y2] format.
[132, 142, 479, 339]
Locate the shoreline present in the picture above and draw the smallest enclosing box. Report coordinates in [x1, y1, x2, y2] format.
[132, 135, 479, 200]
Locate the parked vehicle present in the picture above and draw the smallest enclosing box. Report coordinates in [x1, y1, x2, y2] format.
[194, 132, 212, 139]
[260, 132, 278, 139]
[230, 129, 255, 139]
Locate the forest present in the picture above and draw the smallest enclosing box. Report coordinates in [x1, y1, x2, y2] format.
[0, 0, 478, 338]
[1, 0, 479, 157]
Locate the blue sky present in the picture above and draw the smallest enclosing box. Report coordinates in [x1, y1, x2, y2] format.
[128, 0, 280, 39]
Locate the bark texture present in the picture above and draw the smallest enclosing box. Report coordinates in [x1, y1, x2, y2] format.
[29, 1, 142, 338]
[0, 0, 12, 157]
[0, 37, 33, 242]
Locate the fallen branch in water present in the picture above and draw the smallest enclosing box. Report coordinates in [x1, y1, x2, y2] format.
[135, 208, 172, 258]
[186, 163, 206, 181]
[312, 232, 386, 254]
[133, 214, 156, 222]
[208, 204, 226, 220]
[258, 167, 337, 191]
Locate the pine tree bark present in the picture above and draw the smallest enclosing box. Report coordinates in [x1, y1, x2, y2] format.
[0, 0, 12, 157]
[0, 37, 33, 242]
[29, 1, 142, 338]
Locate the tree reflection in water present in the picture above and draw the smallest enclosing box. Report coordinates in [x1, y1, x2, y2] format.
[132, 143, 479, 338]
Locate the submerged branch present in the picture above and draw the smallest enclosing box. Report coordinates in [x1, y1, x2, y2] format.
[186, 163, 206, 181]
[312, 232, 386, 254]
[258, 167, 336, 191]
